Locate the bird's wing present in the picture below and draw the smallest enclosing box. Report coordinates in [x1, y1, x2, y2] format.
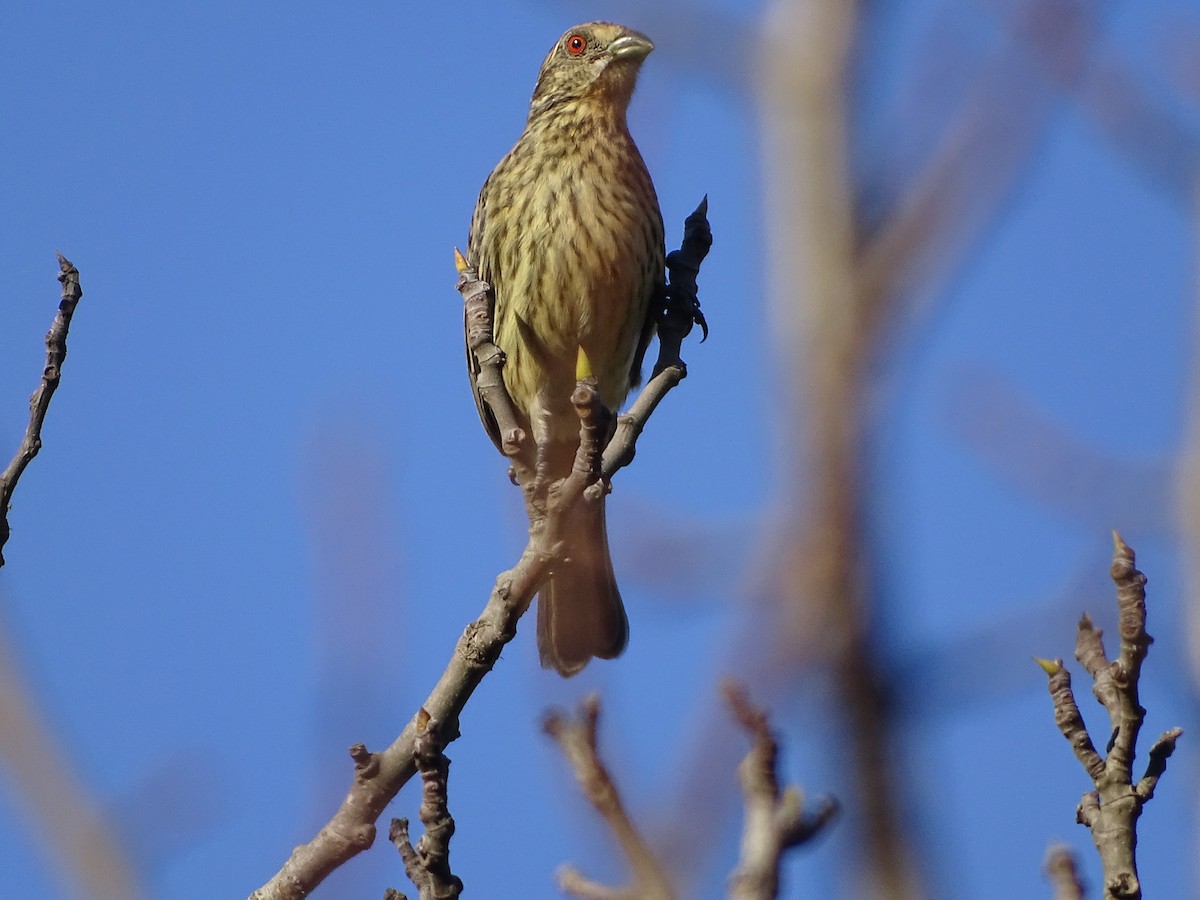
[465, 181, 505, 454]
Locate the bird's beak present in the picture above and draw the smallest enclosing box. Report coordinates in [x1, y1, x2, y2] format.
[609, 32, 654, 62]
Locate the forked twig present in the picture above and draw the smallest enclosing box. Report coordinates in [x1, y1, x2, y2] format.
[1037, 533, 1182, 900]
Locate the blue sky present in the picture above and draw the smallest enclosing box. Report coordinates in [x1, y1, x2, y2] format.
[1, 1, 1197, 898]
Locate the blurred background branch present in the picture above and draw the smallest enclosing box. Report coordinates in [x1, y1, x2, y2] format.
[615, 0, 1199, 897]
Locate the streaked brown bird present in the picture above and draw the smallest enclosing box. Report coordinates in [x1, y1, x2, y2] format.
[467, 22, 665, 676]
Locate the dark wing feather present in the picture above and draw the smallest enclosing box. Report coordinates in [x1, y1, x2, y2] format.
[627, 283, 660, 388]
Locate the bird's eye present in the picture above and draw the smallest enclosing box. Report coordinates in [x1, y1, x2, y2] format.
[567, 34, 587, 55]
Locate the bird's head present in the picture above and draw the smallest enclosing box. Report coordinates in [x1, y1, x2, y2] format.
[528, 22, 654, 119]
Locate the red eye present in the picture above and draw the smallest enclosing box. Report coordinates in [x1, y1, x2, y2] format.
[567, 34, 587, 55]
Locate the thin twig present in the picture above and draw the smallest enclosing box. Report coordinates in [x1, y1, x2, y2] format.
[0, 252, 84, 566]
[543, 695, 676, 900]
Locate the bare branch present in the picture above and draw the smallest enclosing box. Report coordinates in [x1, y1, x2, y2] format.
[248, 538, 545, 898]
[543, 695, 676, 900]
[1, 252, 84, 567]
[1038, 533, 1183, 900]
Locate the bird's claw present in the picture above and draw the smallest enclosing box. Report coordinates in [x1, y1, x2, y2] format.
[691, 301, 709, 342]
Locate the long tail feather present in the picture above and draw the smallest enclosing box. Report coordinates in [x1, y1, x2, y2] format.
[537, 494, 628, 676]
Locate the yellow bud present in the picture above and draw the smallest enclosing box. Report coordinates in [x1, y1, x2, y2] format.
[1033, 657, 1061, 676]
[576, 346, 593, 380]
[453, 247, 468, 274]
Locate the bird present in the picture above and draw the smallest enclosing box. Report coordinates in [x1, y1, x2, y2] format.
[466, 22, 665, 676]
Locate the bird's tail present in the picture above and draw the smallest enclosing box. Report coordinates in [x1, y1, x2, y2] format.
[537, 493, 629, 676]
